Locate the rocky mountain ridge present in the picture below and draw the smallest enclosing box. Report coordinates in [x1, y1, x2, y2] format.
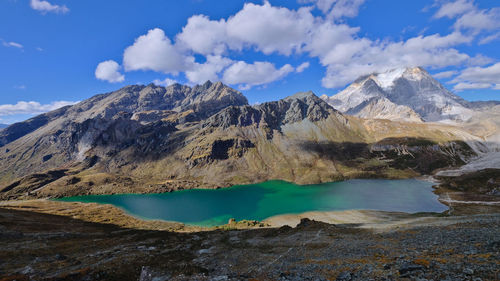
[0, 80, 485, 199]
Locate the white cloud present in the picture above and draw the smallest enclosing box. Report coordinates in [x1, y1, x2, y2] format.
[95, 60, 125, 83]
[185, 55, 233, 84]
[176, 2, 316, 56]
[454, 8, 500, 34]
[13, 85, 27, 90]
[299, 0, 366, 20]
[328, 0, 366, 20]
[176, 2, 315, 56]
[433, 70, 458, 79]
[296, 62, 310, 73]
[2, 41, 23, 49]
[95, 1, 498, 91]
[320, 31, 473, 88]
[451, 62, 500, 90]
[0, 101, 77, 116]
[304, 22, 364, 65]
[30, 0, 69, 14]
[298, 0, 334, 13]
[153, 78, 178, 87]
[123, 28, 194, 74]
[176, 15, 233, 55]
[225, 2, 315, 55]
[453, 82, 492, 91]
[434, 0, 500, 35]
[223, 61, 294, 88]
[434, 0, 474, 19]
[479, 32, 500, 45]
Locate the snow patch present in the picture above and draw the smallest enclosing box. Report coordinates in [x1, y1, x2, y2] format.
[374, 68, 406, 89]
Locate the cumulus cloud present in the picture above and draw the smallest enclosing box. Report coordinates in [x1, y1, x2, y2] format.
[30, 0, 69, 14]
[95, 60, 125, 83]
[123, 28, 194, 74]
[175, 1, 478, 88]
[177, 2, 315, 56]
[0, 101, 77, 116]
[176, 15, 232, 55]
[153, 78, 178, 87]
[185, 55, 233, 84]
[296, 62, 310, 73]
[225, 2, 314, 55]
[452, 62, 500, 90]
[223, 61, 294, 89]
[95, 1, 499, 91]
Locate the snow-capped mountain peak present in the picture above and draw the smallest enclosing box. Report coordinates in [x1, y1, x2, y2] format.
[322, 66, 474, 122]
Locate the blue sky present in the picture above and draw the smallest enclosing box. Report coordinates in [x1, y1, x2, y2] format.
[0, 0, 499, 124]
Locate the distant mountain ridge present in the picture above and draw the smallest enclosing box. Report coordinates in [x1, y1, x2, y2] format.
[322, 67, 475, 122]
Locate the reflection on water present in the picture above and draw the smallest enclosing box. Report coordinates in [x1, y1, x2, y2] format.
[58, 179, 448, 226]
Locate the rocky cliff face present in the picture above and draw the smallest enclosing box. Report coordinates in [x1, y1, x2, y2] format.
[204, 91, 337, 130]
[322, 67, 474, 122]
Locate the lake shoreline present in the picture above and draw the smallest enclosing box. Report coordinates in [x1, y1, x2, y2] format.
[0, 199, 446, 231]
[2, 195, 499, 233]
[53, 179, 448, 227]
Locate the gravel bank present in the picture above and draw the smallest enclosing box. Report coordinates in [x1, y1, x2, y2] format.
[0, 207, 499, 280]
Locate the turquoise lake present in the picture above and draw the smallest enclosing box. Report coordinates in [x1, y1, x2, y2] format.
[57, 179, 448, 227]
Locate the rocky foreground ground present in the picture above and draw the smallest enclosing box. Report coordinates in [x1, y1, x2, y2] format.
[1, 204, 499, 281]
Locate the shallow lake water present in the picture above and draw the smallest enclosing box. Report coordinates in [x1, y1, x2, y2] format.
[57, 179, 448, 226]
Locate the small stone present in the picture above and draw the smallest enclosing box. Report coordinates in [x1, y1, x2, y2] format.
[336, 271, 352, 281]
[399, 263, 424, 275]
[463, 268, 474, 275]
[55, 253, 67, 260]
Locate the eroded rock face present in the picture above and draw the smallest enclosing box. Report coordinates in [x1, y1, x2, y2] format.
[204, 91, 337, 130]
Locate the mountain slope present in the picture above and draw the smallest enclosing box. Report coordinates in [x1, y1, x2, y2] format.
[0, 83, 478, 199]
[0, 81, 247, 183]
[322, 67, 474, 122]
